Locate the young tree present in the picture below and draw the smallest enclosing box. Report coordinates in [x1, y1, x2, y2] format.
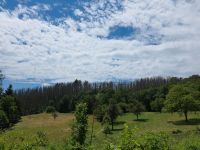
[107, 100, 121, 130]
[130, 101, 145, 120]
[71, 102, 88, 148]
[165, 84, 200, 122]
[102, 112, 111, 136]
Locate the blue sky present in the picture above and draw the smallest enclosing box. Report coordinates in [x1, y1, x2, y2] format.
[0, 0, 200, 89]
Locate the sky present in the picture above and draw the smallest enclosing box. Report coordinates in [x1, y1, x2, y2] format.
[0, 0, 200, 89]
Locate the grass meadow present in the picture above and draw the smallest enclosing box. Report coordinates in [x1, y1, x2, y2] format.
[0, 112, 200, 149]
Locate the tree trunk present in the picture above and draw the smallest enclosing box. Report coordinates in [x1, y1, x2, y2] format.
[136, 114, 139, 120]
[184, 111, 188, 122]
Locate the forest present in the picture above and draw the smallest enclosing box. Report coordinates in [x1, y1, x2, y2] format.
[15, 76, 182, 115]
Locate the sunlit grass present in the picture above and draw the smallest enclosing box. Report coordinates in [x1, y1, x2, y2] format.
[0, 112, 200, 149]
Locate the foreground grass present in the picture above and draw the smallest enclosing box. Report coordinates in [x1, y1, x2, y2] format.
[0, 112, 200, 149]
[92, 112, 200, 149]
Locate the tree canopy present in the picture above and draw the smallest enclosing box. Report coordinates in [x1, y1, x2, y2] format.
[165, 83, 200, 121]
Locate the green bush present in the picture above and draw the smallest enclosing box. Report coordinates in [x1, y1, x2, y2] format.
[141, 132, 170, 150]
[104, 125, 171, 150]
[45, 106, 56, 113]
[0, 110, 9, 129]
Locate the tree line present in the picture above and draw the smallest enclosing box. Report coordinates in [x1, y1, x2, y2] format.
[14, 76, 181, 115]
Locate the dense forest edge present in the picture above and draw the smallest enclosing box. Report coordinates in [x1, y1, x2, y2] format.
[0, 70, 200, 149]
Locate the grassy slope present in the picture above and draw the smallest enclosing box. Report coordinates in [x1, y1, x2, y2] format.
[0, 112, 200, 149]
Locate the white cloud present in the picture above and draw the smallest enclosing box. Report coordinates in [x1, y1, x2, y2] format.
[74, 9, 83, 16]
[0, 0, 200, 83]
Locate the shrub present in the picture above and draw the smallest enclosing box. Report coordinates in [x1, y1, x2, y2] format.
[141, 132, 170, 150]
[0, 110, 9, 129]
[45, 106, 56, 113]
[104, 125, 171, 150]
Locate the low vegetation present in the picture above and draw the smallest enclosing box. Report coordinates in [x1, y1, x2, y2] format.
[0, 112, 199, 149]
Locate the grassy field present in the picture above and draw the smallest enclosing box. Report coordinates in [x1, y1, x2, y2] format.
[0, 112, 200, 149]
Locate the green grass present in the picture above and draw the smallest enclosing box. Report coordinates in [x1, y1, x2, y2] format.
[92, 112, 200, 149]
[0, 112, 200, 149]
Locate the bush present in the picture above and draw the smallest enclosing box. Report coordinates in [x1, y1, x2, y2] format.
[141, 132, 170, 150]
[104, 125, 171, 150]
[45, 106, 56, 113]
[0, 110, 9, 129]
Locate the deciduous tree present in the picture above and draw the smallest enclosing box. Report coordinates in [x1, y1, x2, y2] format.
[165, 83, 200, 121]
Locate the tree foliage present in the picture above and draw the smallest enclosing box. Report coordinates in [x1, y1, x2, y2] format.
[0, 72, 21, 129]
[107, 100, 121, 130]
[58, 95, 73, 113]
[150, 98, 165, 112]
[45, 106, 56, 113]
[15, 77, 179, 115]
[0, 110, 9, 129]
[0, 95, 21, 124]
[71, 102, 88, 148]
[105, 125, 170, 150]
[165, 83, 200, 121]
[129, 101, 145, 120]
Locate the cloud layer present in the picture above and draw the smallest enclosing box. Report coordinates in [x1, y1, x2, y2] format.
[0, 0, 200, 83]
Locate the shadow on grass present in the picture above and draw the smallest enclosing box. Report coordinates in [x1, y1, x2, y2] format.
[133, 118, 149, 122]
[168, 118, 200, 125]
